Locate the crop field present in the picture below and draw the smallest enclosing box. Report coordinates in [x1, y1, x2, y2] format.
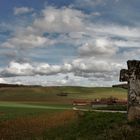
[0, 86, 127, 101]
[0, 86, 127, 119]
[0, 86, 129, 139]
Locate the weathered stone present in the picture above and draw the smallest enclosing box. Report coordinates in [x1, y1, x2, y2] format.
[112, 83, 128, 89]
[128, 106, 140, 121]
[120, 60, 140, 121]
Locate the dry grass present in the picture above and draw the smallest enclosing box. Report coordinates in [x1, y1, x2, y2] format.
[0, 110, 77, 140]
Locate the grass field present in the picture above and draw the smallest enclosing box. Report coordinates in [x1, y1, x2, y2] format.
[0, 102, 72, 120]
[1, 111, 140, 140]
[0, 86, 127, 101]
[0, 86, 127, 119]
[0, 86, 129, 139]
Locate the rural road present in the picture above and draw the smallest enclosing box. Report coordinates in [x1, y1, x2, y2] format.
[72, 107, 127, 113]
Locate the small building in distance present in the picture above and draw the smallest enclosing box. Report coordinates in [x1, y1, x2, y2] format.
[73, 100, 90, 106]
[91, 97, 127, 108]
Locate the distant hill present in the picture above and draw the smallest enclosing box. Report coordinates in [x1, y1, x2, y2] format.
[0, 83, 41, 88]
[0, 86, 127, 101]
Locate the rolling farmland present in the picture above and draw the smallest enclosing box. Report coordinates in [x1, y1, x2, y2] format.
[0, 86, 130, 139]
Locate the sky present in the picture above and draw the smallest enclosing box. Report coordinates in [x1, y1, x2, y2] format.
[0, 0, 140, 86]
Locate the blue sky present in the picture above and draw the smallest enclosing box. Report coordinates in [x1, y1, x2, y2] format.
[0, 0, 140, 86]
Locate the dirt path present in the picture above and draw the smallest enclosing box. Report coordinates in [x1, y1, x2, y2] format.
[73, 107, 127, 113]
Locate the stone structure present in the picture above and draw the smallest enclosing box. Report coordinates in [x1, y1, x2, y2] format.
[120, 60, 140, 121]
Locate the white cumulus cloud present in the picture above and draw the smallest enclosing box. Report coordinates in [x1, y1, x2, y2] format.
[78, 38, 118, 57]
[1, 61, 34, 77]
[0, 78, 7, 83]
[33, 6, 87, 33]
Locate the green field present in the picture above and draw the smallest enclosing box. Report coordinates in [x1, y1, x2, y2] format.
[0, 86, 127, 119]
[0, 86, 129, 139]
[0, 102, 73, 120]
[0, 86, 127, 101]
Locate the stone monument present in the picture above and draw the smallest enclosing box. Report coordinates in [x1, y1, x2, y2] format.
[120, 60, 140, 121]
